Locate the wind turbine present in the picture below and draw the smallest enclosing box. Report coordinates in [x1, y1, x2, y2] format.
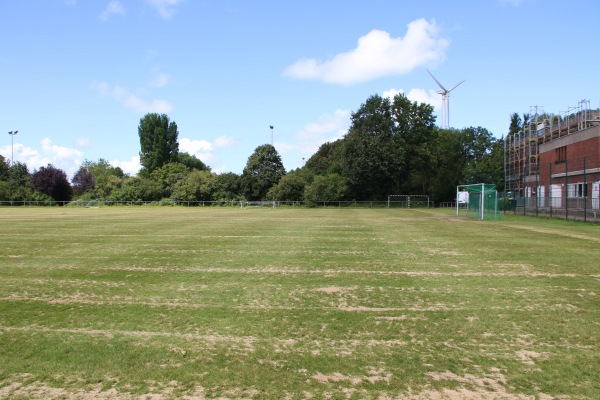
[427, 70, 465, 129]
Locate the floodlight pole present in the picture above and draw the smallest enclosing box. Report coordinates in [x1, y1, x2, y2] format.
[8, 130, 18, 165]
[269, 125, 274, 146]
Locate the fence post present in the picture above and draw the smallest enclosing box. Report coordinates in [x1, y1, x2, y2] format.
[565, 159, 568, 221]
[549, 163, 553, 218]
[583, 157, 587, 223]
[535, 162, 539, 217]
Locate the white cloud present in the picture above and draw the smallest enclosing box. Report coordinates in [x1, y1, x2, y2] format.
[65, 0, 77, 6]
[179, 138, 212, 154]
[92, 81, 173, 114]
[275, 109, 351, 169]
[100, 0, 126, 21]
[147, 0, 183, 19]
[383, 87, 442, 111]
[213, 136, 237, 148]
[1, 138, 83, 178]
[111, 156, 141, 176]
[406, 88, 443, 110]
[179, 136, 237, 165]
[75, 138, 91, 148]
[283, 19, 449, 85]
[147, 72, 170, 88]
[178, 135, 238, 169]
[294, 109, 350, 141]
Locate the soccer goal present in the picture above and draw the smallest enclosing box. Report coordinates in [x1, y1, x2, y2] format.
[387, 195, 431, 208]
[456, 184, 500, 220]
[240, 201, 279, 209]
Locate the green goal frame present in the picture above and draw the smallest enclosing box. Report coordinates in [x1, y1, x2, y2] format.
[456, 183, 500, 220]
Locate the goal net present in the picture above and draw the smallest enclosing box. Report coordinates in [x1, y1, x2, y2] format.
[240, 201, 279, 209]
[456, 184, 501, 220]
[387, 195, 431, 208]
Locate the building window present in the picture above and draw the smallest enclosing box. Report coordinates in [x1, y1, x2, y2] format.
[567, 183, 588, 198]
[555, 146, 567, 163]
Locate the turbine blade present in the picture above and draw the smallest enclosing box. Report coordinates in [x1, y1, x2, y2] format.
[448, 80, 465, 93]
[426, 69, 447, 92]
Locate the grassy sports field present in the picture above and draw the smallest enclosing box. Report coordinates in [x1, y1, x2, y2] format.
[0, 207, 598, 399]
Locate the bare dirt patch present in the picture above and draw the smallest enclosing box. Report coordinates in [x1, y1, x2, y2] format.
[515, 350, 547, 365]
[423, 370, 554, 400]
[312, 369, 393, 385]
[314, 287, 344, 293]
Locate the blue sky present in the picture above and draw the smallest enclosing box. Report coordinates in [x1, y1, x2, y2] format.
[2, 0, 599, 177]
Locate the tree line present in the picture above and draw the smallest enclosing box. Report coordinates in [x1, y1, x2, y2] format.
[0, 93, 504, 205]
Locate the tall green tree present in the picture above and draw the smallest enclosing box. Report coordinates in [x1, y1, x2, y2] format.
[391, 94, 437, 194]
[341, 93, 436, 200]
[138, 113, 179, 173]
[430, 129, 463, 202]
[430, 127, 499, 203]
[508, 113, 522, 136]
[241, 144, 285, 200]
[341, 95, 400, 200]
[304, 140, 344, 176]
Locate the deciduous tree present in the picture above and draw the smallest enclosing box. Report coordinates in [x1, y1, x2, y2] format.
[341, 94, 404, 200]
[138, 113, 179, 173]
[173, 170, 218, 202]
[82, 159, 124, 198]
[241, 144, 285, 200]
[177, 152, 209, 171]
[71, 166, 94, 196]
[303, 174, 349, 207]
[0, 155, 9, 181]
[266, 171, 309, 202]
[30, 164, 72, 203]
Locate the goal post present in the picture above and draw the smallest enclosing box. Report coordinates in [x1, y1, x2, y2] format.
[387, 195, 431, 208]
[456, 183, 501, 220]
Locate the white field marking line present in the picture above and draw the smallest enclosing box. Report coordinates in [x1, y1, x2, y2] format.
[1, 295, 578, 313]
[0, 325, 257, 343]
[502, 223, 600, 243]
[5, 263, 584, 278]
[0, 325, 411, 348]
[99, 267, 583, 278]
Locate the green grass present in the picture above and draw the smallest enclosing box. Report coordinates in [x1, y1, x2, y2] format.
[0, 207, 598, 399]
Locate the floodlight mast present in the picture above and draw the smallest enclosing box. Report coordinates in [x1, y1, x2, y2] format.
[269, 125, 274, 146]
[427, 70, 465, 129]
[8, 130, 18, 165]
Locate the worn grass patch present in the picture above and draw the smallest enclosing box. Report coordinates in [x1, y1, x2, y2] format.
[0, 207, 598, 399]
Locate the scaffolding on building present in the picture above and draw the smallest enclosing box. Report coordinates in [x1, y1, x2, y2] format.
[504, 100, 600, 196]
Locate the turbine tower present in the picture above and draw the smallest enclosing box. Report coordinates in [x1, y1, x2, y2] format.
[427, 70, 465, 129]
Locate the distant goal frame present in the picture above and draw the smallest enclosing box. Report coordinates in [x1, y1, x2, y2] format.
[387, 195, 431, 209]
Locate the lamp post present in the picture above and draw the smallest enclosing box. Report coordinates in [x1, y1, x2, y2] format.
[269, 125, 274, 146]
[8, 131, 18, 165]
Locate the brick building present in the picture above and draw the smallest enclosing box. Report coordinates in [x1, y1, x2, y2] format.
[505, 101, 600, 221]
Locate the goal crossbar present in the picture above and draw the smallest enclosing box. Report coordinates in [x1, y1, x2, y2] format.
[387, 195, 431, 208]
